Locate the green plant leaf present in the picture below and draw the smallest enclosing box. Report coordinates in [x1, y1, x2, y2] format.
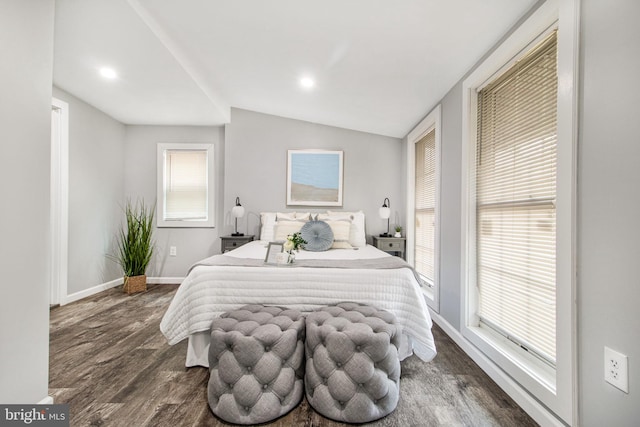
[111, 199, 155, 277]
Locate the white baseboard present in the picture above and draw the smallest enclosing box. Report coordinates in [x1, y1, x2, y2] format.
[61, 277, 183, 305]
[428, 309, 567, 427]
[38, 396, 54, 405]
[63, 278, 122, 305]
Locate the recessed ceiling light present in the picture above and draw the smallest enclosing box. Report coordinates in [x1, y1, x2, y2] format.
[300, 77, 315, 89]
[99, 67, 118, 79]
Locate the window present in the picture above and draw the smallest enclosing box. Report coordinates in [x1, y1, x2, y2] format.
[476, 31, 558, 365]
[406, 105, 440, 311]
[157, 143, 215, 228]
[414, 129, 436, 284]
[461, 1, 578, 422]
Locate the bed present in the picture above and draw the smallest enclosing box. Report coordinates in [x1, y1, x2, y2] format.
[160, 211, 437, 367]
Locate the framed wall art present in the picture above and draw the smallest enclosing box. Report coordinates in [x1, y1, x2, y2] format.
[286, 149, 343, 206]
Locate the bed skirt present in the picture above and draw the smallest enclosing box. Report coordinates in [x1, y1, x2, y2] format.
[185, 329, 413, 368]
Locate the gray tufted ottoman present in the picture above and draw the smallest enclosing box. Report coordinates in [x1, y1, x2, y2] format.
[207, 304, 305, 425]
[304, 302, 402, 423]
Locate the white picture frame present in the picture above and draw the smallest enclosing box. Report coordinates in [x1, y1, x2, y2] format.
[287, 149, 343, 206]
[264, 242, 284, 264]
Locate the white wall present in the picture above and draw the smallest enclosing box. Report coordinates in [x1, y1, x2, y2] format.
[124, 125, 225, 277]
[52, 87, 125, 295]
[224, 108, 404, 239]
[0, 0, 54, 403]
[578, 0, 640, 424]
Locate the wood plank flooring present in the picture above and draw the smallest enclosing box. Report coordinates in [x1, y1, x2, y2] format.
[49, 284, 538, 426]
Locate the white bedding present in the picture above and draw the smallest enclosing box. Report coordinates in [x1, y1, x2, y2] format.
[160, 241, 437, 366]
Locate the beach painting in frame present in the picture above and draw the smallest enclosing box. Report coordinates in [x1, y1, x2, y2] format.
[287, 149, 343, 206]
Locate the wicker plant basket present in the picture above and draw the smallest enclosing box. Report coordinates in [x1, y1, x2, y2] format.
[123, 275, 147, 294]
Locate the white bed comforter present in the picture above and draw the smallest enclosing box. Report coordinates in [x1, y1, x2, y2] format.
[160, 241, 437, 362]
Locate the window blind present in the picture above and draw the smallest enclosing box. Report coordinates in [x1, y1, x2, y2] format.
[476, 31, 557, 364]
[415, 128, 436, 284]
[164, 150, 208, 220]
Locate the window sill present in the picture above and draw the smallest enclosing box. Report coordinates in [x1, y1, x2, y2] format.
[462, 324, 556, 400]
[420, 284, 439, 313]
[157, 219, 215, 228]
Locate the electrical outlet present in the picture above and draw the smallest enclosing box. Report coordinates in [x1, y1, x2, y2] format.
[169, 246, 177, 257]
[604, 346, 628, 393]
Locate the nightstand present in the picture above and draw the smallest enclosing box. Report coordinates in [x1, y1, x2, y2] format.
[220, 235, 254, 253]
[372, 236, 406, 260]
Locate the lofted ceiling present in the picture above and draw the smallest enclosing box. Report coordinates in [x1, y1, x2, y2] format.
[53, 0, 537, 138]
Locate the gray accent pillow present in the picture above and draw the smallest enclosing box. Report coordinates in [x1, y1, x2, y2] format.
[300, 220, 334, 251]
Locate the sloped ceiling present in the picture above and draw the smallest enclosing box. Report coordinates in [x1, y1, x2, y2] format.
[53, 0, 537, 137]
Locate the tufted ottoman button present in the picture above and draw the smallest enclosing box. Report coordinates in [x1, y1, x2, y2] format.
[208, 304, 305, 425]
[304, 302, 401, 423]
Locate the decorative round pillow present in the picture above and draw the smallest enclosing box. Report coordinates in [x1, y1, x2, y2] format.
[300, 220, 334, 252]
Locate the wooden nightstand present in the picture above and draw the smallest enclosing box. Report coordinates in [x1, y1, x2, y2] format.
[220, 235, 254, 253]
[372, 236, 406, 259]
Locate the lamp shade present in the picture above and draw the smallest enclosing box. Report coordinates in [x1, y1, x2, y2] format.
[379, 197, 391, 219]
[379, 206, 391, 219]
[232, 197, 245, 218]
[231, 205, 245, 218]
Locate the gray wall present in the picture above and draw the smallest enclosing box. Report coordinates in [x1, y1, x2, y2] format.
[437, 82, 463, 327]
[124, 125, 225, 277]
[578, 0, 640, 424]
[224, 108, 404, 239]
[411, 0, 640, 425]
[0, 0, 54, 403]
[52, 87, 126, 295]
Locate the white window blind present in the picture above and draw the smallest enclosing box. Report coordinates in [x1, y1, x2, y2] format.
[475, 31, 557, 364]
[415, 129, 436, 284]
[164, 149, 208, 220]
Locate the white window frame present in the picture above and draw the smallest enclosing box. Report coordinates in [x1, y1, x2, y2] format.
[460, 0, 578, 425]
[406, 105, 441, 312]
[157, 143, 215, 228]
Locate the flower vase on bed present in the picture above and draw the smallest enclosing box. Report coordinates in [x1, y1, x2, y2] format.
[283, 232, 306, 264]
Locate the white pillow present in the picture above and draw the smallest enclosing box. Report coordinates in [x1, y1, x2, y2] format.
[274, 220, 305, 241]
[324, 210, 367, 247]
[326, 220, 353, 249]
[295, 212, 312, 220]
[276, 212, 297, 221]
[260, 212, 277, 241]
[261, 212, 308, 241]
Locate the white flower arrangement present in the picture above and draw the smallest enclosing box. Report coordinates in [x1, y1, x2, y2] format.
[285, 232, 306, 253]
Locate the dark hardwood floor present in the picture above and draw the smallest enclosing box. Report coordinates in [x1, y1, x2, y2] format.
[49, 284, 538, 426]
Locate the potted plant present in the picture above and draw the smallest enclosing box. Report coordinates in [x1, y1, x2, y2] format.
[114, 200, 155, 294]
[394, 225, 403, 238]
